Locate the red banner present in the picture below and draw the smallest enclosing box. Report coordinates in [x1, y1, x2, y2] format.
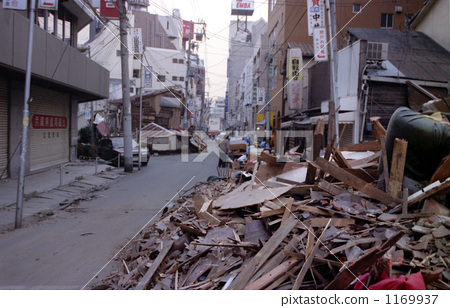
[32, 114, 67, 129]
[100, 0, 119, 19]
[183, 20, 194, 39]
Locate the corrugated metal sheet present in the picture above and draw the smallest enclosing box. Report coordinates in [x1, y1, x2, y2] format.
[347, 28, 450, 83]
[288, 42, 315, 57]
[0, 76, 8, 179]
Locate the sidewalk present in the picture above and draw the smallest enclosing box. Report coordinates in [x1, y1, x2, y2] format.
[0, 161, 127, 231]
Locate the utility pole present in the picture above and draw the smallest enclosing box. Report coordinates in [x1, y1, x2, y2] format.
[265, 53, 272, 144]
[138, 55, 143, 171]
[326, 0, 339, 145]
[15, 0, 37, 229]
[119, 0, 133, 172]
[184, 21, 192, 130]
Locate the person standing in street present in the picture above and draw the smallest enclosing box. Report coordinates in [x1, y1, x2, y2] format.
[218, 135, 231, 168]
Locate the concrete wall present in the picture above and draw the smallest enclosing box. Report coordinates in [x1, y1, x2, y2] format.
[0, 7, 109, 99]
[415, 0, 450, 52]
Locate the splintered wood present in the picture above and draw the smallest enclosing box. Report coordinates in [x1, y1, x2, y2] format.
[92, 140, 450, 290]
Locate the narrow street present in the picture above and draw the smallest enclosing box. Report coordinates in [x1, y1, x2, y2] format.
[0, 148, 218, 289]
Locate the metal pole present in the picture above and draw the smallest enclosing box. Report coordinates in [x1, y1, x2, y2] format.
[326, 0, 339, 145]
[184, 21, 192, 130]
[119, 0, 133, 172]
[138, 56, 143, 171]
[15, 0, 37, 229]
[265, 53, 272, 144]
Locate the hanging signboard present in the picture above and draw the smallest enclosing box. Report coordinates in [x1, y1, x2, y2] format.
[144, 66, 152, 88]
[182, 20, 194, 39]
[131, 28, 143, 55]
[3, 0, 27, 10]
[307, 0, 325, 37]
[287, 48, 303, 110]
[231, 0, 254, 16]
[100, 0, 119, 19]
[313, 27, 328, 61]
[38, 0, 58, 10]
[257, 87, 265, 106]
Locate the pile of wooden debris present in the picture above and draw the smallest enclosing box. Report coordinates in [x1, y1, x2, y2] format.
[93, 120, 450, 290]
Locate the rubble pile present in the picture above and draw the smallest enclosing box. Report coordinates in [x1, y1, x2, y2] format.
[93, 117, 450, 290]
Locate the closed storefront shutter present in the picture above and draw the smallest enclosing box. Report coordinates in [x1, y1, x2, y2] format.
[339, 123, 354, 148]
[0, 76, 8, 179]
[29, 86, 70, 172]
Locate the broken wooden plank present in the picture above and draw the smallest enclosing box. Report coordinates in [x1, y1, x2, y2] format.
[281, 197, 294, 223]
[312, 157, 400, 206]
[388, 138, 408, 199]
[380, 135, 390, 189]
[276, 166, 308, 185]
[135, 239, 174, 290]
[325, 230, 405, 290]
[370, 117, 386, 143]
[244, 258, 299, 290]
[340, 140, 381, 152]
[333, 149, 352, 169]
[329, 237, 378, 255]
[214, 184, 293, 210]
[293, 219, 333, 289]
[318, 135, 336, 181]
[407, 177, 450, 207]
[229, 215, 298, 290]
[310, 217, 355, 228]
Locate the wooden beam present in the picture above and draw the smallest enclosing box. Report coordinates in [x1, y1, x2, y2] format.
[318, 135, 336, 181]
[370, 117, 386, 143]
[244, 258, 299, 290]
[332, 148, 352, 169]
[281, 197, 294, 223]
[135, 239, 174, 290]
[325, 230, 405, 290]
[229, 215, 298, 290]
[388, 138, 408, 199]
[380, 135, 390, 190]
[407, 177, 450, 207]
[312, 157, 400, 205]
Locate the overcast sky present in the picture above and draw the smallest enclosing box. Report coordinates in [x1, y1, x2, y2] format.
[148, 0, 269, 99]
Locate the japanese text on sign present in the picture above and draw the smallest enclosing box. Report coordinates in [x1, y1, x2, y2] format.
[3, 0, 27, 10]
[32, 114, 68, 129]
[307, 0, 325, 37]
[313, 27, 328, 61]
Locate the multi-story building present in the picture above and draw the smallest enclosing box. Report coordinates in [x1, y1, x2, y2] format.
[0, 1, 109, 179]
[267, 0, 424, 123]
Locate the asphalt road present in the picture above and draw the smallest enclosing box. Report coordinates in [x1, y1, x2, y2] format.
[0, 150, 219, 289]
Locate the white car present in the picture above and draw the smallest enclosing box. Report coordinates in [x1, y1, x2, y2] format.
[98, 137, 149, 166]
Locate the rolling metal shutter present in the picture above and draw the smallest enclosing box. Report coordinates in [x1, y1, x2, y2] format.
[29, 86, 70, 172]
[0, 76, 8, 179]
[339, 123, 354, 148]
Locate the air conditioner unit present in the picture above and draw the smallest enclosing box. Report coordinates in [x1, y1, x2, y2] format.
[367, 42, 389, 61]
[395, 6, 403, 13]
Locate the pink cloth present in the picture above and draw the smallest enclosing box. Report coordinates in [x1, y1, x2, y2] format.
[355, 272, 426, 290]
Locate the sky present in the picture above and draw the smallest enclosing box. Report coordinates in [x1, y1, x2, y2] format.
[147, 0, 269, 99]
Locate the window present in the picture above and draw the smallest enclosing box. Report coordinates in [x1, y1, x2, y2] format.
[157, 75, 166, 82]
[178, 59, 184, 64]
[172, 58, 178, 63]
[133, 69, 141, 78]
[172, 76, 178, 81]
[381, 13, 393, 28]
[270, 0, 278, 12]
[353, 4, 361, 13]
[179, 77, 185, 82]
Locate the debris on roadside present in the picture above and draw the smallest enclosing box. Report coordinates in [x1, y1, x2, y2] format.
[93, 109, 450, 290]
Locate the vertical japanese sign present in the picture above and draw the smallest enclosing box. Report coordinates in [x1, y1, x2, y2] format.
[287, 48, 303, 110]
[225, 91, 228, 120]
[100, 0, 119, 19]
[313, 27, 328, 61]
[307, 0, 325, 37]
[131, 28, 143, 55]
[182, 21, 194, 39]
[257, 87, 265, 106]
[144, 66, 152, 88]
[3, 0, 27, 10]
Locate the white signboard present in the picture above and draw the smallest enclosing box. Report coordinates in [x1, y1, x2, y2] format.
[287, 48, 303, 110]
[144, 66, 152, 88]
[3, 0, 27, 10]
[38, 0, 58, 10]
[313, 27, 328, 61]
[256, 87, 265, 106]
[231, 0, 254, 16]
[131, 28, 143, 55]
[307, 0, 325, 37]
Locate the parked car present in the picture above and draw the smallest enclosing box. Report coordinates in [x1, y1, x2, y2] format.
[97, 137, 149, 166]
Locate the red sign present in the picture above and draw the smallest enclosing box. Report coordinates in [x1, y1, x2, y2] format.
[182, 20, 194, 39]
[32, 114, 67, 129]
[100, 0, 119, 19]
